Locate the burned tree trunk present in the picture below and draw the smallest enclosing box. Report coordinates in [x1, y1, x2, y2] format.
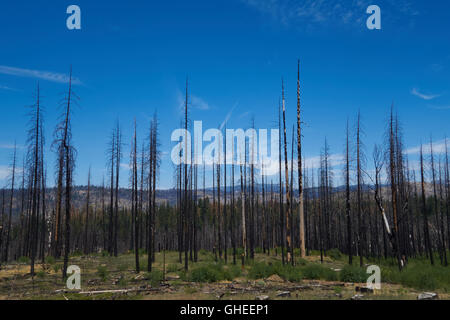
[296, 60, 306, 258]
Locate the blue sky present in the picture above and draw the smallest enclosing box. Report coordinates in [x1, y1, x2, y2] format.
[0, 0, 449, 189]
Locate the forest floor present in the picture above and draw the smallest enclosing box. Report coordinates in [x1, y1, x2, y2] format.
[0, 250, 449, 300]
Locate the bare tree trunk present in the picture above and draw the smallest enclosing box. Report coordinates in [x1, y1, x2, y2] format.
[133, 120, 140, 273]
[296, 60, 306, 258]
[356, 112, 363, 267]
[430, 138, 445, 265]
[114, 122, 121, 257]
[420, 145, 434, 265]
[345, 121, 352, 265]
[389, 109, 402, 270]
[83, 168, 91, 254]
[281, 81, 292, 265]
[239, 145, 246, 264]
[278, 101, 285, 265]
[3, 143, 16, 263]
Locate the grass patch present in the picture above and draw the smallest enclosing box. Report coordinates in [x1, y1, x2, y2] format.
[339, 265, 367, 283]
[382, 261, 449, 291]
[327, 248, 343, 260]
[189, 263, 241, 283]
[17, 256, 30, 264]
[97, 266, 109, 281]
[302, 264, 337, 281]
[146, 270, 164, 287]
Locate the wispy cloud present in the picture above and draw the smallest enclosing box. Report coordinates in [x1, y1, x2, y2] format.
[120, 163, 131, 170]
[405, 139, 448, 155]
[239, 111, 250, 119]
[176, 88, 212, 113]
[0, 65, 82, 85]
[0, 166, 9, 180]
[261, 153, 344, 176]
[411, 88, 441, 100]
[427, 104, 450, 110]
[0, 143, 24, 149]
[241, 0, 418, 28]
[219, 102, 239, 130]
[191, 95, 211, 110]
[0, 84, 18, 91]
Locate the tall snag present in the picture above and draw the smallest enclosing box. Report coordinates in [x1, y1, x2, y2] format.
[281, 80, 292, 265]
[3, 143, 17, 263]
[296, 60, 306, 258]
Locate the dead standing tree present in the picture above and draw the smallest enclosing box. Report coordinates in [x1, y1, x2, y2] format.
[51, 67, 77, 279]
[2, 143, 17, 263]
[281, 80, 293, 265]
[372, 144, 401, 269]
[61, 69, 76, 279]
[114, 122, 122, 257]
[27, 83, 43, 277]
[131, 120, 140, 272]
[296, 60, 306, 258]
[420, 145, 434, 265]
[345, 120, 352, 265]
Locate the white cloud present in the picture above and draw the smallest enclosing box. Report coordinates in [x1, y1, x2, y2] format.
[0, 65, 82, 85]
[0, 165, 23, 181]
[120, 163, 131, 170]
[260, 153, 344, 176]
[411, 88, 441, 100]
[0, 166, 9, 180]
[405, 139, 448, 155]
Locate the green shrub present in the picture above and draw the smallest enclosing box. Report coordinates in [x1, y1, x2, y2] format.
[17, 256, 30, 264]
[299, 264, 337, 281]
[222, 265, 242, 280]
[71, 250, 83, 257]
[147, 270, 164, 287]
[36, 270, 46, 278]
[190, 264, 221, 283]
[248, 262, 277, 279]
[188, 263, 240, 283]
[167, 263, 179, 273]
[53, 264, 61, 273]
[327, 248, 342, 260]
[45, 256, 56, 265]
[296, 258, 308, 266]
[118, 264, 128, 272]
[140, 261, 148, 270]
[302, 264, 325, 280]
[339, 265, 367, 283]
[382, 262, 448, 291]
[97, 266, 109, 281]
[281, 265, 303, 282]
[118, 277, 128, 287]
